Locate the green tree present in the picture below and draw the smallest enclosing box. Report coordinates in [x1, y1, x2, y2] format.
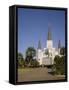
[18, 53, 25, 68]
[59, 56, 65, 75]
[52, 55, 65, 75]
[26, 47, 36, 57]
[25, 47, 36, 66]
[30, 59, 39, 67]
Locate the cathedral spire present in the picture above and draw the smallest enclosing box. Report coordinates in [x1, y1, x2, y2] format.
[47, 24, 52, 40]
[58, 40, 61, 49]
[38, 40, 41, 49]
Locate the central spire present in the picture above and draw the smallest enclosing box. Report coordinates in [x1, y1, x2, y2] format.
[47, 23, 53, 49]
[47, 24, 52, 40]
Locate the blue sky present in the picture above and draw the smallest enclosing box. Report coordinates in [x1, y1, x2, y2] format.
[18, 8, 65, 56]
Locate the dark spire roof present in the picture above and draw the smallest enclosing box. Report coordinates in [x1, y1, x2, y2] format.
[47, 24, 52, 40]
[58, 40, 61, 48]
[38, 40, 41, 49]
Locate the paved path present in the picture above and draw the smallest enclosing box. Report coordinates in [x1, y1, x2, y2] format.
[18, 67, 65, 82]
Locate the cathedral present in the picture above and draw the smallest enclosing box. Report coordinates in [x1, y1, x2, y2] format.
[36, 25, 61, 65]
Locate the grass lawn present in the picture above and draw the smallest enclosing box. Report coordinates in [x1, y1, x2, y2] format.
[18, 68, 33, 73]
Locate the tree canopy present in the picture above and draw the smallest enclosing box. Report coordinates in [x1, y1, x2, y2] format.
[26, 47, 36, 58]
[25, 47, 39, 67]
[53, 55, 65, 75]
[18, 53, 25, 68]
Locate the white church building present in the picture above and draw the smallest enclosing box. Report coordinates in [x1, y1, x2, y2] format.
[36, 25, 61, 65]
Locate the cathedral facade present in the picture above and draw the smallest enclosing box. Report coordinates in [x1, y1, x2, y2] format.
[36, 26, 61, 65]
